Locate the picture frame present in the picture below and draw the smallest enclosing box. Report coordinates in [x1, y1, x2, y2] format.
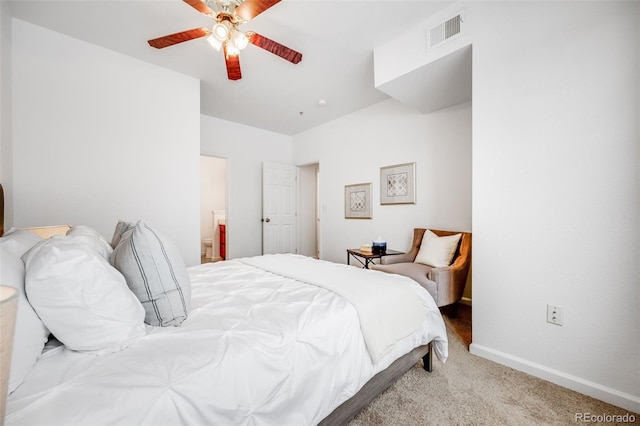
[380, 162, 416, 205]
[345, 183, 372, 219]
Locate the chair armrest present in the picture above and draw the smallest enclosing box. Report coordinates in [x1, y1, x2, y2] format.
[427, 249, 471, 305]
[428, 252, 466, 281]
[428, 265, 455, 283]
[380, 252, 415, 265]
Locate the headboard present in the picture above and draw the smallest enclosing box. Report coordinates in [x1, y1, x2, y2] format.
[25, 225, 71, 238]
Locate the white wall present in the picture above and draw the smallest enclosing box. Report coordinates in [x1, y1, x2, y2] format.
[11, 19, 201, 265]
[200, 115, 292, 258]
[470, 1, 639, 411]
[0, 2, 13, 226]
[293, 99, 472, 265]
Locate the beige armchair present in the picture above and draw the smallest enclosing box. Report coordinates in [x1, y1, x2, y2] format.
[371, 228, 471, 311]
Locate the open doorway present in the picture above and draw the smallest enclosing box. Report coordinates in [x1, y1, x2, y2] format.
[297, 163, 320, 258]
[200, 156, 227, 264]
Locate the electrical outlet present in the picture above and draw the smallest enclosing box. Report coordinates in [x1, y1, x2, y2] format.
[547, 304, 564, 326]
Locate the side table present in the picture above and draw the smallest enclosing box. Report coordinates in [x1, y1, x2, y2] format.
[346, 249, 404, 269]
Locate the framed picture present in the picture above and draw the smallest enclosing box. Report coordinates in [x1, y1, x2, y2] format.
[380, 162, 416, 205]
[345, 183, 372, 219]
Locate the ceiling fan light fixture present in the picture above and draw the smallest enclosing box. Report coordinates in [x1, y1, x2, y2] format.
[231, 29, 249, 50]
[147, 0, 303, 81]
[206, 34, 223, 51]
[225, 39, 240, 57]
[212, 22, 230, 41]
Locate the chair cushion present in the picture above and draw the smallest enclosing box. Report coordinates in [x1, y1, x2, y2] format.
[414, 230, 462, 268]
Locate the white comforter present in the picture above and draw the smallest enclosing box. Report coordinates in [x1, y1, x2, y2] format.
[7, 255, 447, 426]
[241, 254, 430, 363]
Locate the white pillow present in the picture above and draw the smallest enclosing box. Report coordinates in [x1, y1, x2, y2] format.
[414, 230, 462, 268]
[23, 237, 146, 353]
[0, 228, 43, 258]
[0, 246, 50, 393]
[66, 225, 113, 260]
[110, 221, 191, 327]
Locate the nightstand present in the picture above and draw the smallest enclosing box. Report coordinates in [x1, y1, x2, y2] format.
[346, 248, 404, 269]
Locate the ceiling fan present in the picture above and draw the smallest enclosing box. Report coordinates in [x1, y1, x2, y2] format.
[148, 0, 302, 81]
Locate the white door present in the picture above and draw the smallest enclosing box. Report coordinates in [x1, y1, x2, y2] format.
[263, 162, 296, 254]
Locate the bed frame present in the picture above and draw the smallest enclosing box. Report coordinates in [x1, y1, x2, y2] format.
[0, 185, 435, 425]
[321, 343, 432, 425]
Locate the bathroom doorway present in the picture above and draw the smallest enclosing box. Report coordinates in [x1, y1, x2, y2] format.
[200, 155, 227, 264]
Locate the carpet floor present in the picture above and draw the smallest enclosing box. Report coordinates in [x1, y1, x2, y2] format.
[348, 305, 637, 425]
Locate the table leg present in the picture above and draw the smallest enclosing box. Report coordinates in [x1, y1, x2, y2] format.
[347, 252, 367, 268]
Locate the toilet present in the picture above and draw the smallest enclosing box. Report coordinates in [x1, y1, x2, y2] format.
[204, 238, 213, 260]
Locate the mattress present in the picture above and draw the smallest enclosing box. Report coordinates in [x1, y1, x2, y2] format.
[6, 255, 448, 426]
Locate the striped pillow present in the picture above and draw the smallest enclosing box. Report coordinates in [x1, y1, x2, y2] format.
[110, 221, 191, 326]
[110, 220, 134, 248]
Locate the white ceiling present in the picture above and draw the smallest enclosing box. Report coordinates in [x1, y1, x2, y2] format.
[7, 0, 454, 135]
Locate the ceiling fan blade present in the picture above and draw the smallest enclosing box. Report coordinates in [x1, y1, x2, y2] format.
[247, 32, 302, 64]
[223, 46, 242, 80]
[235, 0, 281, 21]
[148, 27, 211, 49]
[183, 0, 215, 17]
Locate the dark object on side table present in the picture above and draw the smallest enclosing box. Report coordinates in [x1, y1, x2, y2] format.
[371, 240, 386, 254]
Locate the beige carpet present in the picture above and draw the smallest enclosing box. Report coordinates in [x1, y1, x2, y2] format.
[348, 317, 638, 425]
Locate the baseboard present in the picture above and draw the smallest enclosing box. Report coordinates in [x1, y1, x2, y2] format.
[469, 343, 640, 414]
[460, 297, 472, 306]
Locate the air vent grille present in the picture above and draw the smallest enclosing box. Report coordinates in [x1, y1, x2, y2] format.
[428, 14, 463, 48]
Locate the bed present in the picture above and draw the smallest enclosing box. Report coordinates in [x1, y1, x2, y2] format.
[1, 190, 447, 425]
